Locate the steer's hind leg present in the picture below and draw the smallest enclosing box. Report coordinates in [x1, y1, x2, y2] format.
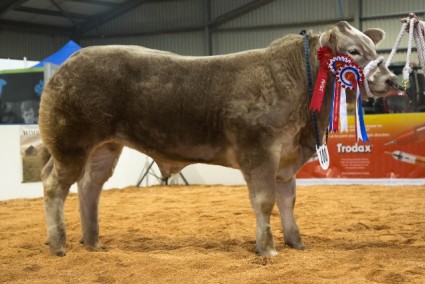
[275, 177, 304, 250]
[77, 143, 123, 250]
[42, 153, 85, 256]
[239, 149, 280, 257]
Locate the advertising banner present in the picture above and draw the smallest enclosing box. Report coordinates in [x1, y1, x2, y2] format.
[20, 125, 43, 183]
[297, 113, 425, 179]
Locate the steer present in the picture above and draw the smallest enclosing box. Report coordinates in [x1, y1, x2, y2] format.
[39, 21, 398, 256]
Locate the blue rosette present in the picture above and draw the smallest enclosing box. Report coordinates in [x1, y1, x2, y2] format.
[336, 64, 364, 89]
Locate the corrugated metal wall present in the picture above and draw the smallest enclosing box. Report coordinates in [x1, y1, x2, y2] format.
[1, 0, 424, 66]
[219, 0, 352, 28]
[211, 23, 332, 55]
[211, 0, 353, 54]
[0, 30, 68, 60]
[82, 31, 206, 56]
[211, 0, 251, 19]
[81, 0, 206, 55]
[84, 0, 205, 35]
[361, 0, 424, 16]
[80, 0, 356, 56]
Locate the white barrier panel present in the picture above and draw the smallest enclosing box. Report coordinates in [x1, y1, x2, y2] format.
[0, 125, 245, 200]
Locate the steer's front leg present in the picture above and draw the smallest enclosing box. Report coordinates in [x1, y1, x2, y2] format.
[275, 177, 304, 250]
[249, 184, 277, 257]
[241, 154, 280, 256]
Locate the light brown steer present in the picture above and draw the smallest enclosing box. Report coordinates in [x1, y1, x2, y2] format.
[39, 21, 398, 256]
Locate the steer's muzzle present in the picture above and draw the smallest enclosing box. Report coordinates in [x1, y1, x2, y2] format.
[386, 79, 405, 91]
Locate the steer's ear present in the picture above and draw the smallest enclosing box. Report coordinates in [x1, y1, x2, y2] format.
[364, 28, 385, 45]
[319, 28, 337, 52]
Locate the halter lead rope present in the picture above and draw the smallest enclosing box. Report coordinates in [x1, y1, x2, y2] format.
[363, 56, 384, 97]
[414, 21, 425, 74]
[386, 17, 425, 89]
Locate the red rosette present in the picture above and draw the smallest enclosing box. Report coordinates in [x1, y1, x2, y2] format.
[317, 46, 333, 68]
[336, 62, 364, 89]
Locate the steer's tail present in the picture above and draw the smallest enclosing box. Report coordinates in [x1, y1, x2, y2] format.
[38, 144, 51, 174]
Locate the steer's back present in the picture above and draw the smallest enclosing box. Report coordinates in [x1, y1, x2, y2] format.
[39, 44, 284, 165]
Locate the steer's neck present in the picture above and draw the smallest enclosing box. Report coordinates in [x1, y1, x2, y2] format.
[302, 34, 335, 154]
[310, 37, 333, 122]
[267, 33, 335, 153]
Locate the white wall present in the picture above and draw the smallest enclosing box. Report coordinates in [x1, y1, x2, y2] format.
[0, 125, 245, 201]
[0, 58, 39, 70]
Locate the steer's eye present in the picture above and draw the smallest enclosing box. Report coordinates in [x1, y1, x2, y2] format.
[348, 49, 360, 56]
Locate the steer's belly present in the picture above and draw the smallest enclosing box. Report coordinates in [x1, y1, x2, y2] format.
[116, 126, 239, 168]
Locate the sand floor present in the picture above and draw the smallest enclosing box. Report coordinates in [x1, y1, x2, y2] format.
[0, 184, 424, 283]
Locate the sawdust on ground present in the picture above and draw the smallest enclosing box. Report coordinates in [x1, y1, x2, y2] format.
[0, 184, 424, 283]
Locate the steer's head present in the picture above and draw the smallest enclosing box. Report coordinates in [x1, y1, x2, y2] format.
[320, 21, 399, 97]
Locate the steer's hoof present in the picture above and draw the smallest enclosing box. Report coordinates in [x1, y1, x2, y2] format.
[84, 242, 106, 252]
[285, 229, 305, 250]
[80, 237, 105, 251]
[47, 238, 66, 256]
[49, 247, 66, 257]
[256, 248, 278, 257]
[53, 250, 66, 257]
[285, 239, 305, 250]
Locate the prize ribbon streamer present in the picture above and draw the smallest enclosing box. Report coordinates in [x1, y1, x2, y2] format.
[356, 83, 368, 141]
[339, 87, 348, 132]
[329, 78, 336, 131]
[332, 82, 341, 132]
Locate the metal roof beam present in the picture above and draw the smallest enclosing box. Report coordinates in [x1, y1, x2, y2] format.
[209, 0, 276, 30]
[76, 0, 151, 36]
[49, 0, 80, 27]
[68, 0, 120, 7]
[0, 0, 28, 17]
[14, 6, 91, 20]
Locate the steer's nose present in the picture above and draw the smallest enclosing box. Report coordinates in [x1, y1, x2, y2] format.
[385, 79, 404, 91]
[386, 75, 404, 91]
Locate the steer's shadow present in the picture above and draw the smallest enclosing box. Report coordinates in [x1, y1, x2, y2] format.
[96, 232, 404, 255]
[99, 233, 258, 254]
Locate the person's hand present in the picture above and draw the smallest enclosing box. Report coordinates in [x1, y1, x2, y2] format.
[400, 13, 419, 32]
